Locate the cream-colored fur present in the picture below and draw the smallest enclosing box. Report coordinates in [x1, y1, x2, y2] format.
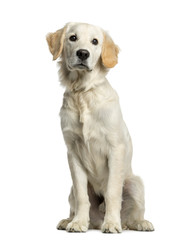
[46, 22, 154, 233]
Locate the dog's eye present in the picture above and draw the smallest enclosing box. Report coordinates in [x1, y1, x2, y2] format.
[69, 35, 77, 42]
[92, 38, 98, 45]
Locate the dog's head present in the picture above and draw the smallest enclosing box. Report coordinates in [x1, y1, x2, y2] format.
[46, 22, 119, 71]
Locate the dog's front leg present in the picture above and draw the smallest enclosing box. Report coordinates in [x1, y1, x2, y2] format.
[102, 144, 125, 233]
[66, 152, 90, 232]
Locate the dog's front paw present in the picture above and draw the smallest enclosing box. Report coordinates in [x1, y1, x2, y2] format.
[66, 220, 89, 232]
[101, 221, 122, 233]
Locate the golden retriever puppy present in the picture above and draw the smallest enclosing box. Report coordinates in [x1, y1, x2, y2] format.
[46, 22, 154, 233]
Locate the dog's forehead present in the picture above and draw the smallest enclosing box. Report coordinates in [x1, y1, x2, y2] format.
[66, 23, 103, 40]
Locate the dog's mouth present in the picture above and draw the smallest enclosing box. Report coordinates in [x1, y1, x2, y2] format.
[68, 63, 92, 72]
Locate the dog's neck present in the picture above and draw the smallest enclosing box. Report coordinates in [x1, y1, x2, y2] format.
[58, 60, 108, 92]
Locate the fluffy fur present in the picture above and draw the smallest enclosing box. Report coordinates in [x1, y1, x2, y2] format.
[46, 22, 154, 233]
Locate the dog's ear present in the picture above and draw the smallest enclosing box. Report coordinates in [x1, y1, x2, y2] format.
[46, 27, 66, 60]
[101, 32, 119, 68]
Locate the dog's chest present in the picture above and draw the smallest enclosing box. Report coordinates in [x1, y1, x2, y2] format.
[60, 90, 109, 182]
[61, 90, 105, 142]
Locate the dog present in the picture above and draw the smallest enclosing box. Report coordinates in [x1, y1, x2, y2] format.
[46, 22, 154, 233]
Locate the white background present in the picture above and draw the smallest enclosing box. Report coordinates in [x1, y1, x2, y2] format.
[0, 0, 184, 239]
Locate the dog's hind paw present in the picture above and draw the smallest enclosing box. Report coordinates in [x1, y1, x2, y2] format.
[57, 218, 72, 230]
[126, 220, 154, 231]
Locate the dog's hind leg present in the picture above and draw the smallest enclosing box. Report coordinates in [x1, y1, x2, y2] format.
[121, 175, 154, 231]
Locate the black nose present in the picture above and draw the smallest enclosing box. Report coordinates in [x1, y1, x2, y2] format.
[76, 49, 90, 61]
